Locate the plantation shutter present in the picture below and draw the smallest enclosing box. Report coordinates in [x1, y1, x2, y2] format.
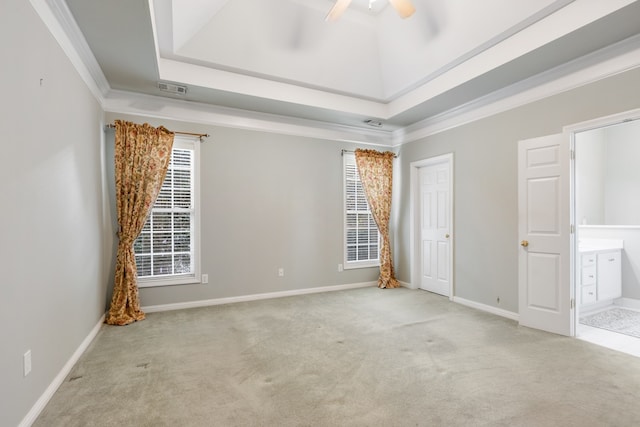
[344, 154, 379, 264]
[134, 146, 195, 278]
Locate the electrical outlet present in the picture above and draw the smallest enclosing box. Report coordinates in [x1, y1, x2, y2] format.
[202, 274, 209, 284]
[338, 264, 343, 272]
[278, 268, 284, 277]
[24, 350, 31, 377]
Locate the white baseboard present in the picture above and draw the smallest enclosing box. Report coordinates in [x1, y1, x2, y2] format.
[581, 299, 617, 314]
[19, 314, 105, 427]
[398, 285, 518, 321]
[614, 297, 640, 310]
[142, 281, 377, 313]
[452, 296, 519, 322]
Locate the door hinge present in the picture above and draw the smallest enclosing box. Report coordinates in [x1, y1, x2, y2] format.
[570, 224, 575, 234]
[570, 149, 575, 160]
[571, 298, 575, 309]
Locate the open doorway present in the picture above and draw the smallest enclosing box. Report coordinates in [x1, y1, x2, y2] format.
[572, 112, 640, 357]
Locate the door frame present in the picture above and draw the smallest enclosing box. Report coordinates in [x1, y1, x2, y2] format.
[564, 108, 640, 336]
[409, 153, 454, 299]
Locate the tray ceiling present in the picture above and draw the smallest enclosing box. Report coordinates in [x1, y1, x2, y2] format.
[64, 0, 640, 132]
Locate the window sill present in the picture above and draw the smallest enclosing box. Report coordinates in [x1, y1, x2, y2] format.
[343, 261, 380, 270]
[137, 275, 200, 288]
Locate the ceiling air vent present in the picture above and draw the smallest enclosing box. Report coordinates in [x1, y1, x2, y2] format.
[157, 82, 187, 95]
[364, 119, 383, 128]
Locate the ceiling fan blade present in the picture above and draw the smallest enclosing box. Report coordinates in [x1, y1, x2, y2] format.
[388, 0, 416, 18]
[326, 0, 353, 22]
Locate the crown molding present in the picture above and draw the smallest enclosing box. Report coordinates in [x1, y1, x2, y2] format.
[35, 0, 392, 147]
[393, 34, 640, 146]
[32, 0, 640, 147]
[103, 90, 395, 146]
[33, 0, 393, 145]
[30, 0, 110, 104]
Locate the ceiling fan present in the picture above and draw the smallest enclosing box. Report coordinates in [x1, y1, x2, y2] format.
[326, 0, 416, 21]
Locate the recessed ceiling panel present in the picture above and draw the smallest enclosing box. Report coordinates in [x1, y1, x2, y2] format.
[174, 0, 385, 99]
[155, 0, 572, 101]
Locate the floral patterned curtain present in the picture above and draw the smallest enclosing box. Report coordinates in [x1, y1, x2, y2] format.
[106, 120, 174, 326]
[355, 149, 400, 289]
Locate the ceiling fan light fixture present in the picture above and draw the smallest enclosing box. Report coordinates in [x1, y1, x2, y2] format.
[388, 0, 416, 18]
[326, 0, 353, 21]
[326, 0, 415, 21]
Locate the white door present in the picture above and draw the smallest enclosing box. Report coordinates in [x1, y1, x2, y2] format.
[518, 134, 572, 336]
[419, 162, 451, 296]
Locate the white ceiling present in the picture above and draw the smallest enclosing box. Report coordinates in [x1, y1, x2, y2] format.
[63, 0, 640, 134]
[160, 0, 565, 101]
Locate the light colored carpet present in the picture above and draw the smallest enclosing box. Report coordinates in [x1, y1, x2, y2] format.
[580, 307, 640, 338]
[34, 287, 640, 427]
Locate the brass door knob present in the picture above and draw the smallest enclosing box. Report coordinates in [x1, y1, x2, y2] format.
[445, 234, 450, 238]
[520, 240, 529, 247]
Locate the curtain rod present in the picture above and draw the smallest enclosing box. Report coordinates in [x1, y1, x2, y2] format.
[104, 124, 210, 141]
[341, 149, 398, 158]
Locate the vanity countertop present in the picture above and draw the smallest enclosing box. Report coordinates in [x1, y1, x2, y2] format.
[578, 238, 624, 253]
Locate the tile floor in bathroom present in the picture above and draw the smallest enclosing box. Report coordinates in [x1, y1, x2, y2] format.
[578, 325, 640, 357]
[578, 308, 640, 358]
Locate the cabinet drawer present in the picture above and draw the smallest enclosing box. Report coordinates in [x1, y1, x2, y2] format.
[582, 285, 597, 305]
[581, 254, 596, 267]
[581, 266, 596, 285]
[597, 251, 620, 266]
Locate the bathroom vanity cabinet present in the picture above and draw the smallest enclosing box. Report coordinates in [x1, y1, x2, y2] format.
[579, 249, 621, 306]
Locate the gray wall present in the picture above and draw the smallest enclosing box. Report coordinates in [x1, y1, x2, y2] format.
[0, 1, 108, 426]
[396, 67, 640, 313]
[604, 121, 640, 225]
[575, 128, 606, 225]
[576, 120, 640, 226]
[104, 113, 380, 307]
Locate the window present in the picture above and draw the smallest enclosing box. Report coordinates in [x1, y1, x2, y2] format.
[134, 136, 200, 287]
[343, 153, 379, 269]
